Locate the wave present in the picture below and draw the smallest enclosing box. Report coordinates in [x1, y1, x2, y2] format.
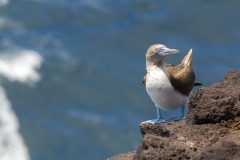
[0, 49, 43, 84]
[0, 49, 43, 160]
[0, 86, 30, 160]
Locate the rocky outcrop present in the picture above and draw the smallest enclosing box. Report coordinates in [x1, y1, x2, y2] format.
[108, 70, 240, 160]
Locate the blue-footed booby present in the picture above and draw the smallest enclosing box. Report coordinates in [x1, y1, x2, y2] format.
[142, 44, 202, 124]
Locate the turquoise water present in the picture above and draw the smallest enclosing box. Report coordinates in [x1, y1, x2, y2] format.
[0, 0, 240, 159]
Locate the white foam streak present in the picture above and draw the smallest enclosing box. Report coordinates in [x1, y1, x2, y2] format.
[0, 49, 43, 160]
[0, 49, 43, 83]
[0, 86, 30, 160]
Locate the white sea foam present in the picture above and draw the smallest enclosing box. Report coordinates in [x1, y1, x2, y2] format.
[0, 0, 9, 6]
[0, 49, 43, 160]
[0, 86, 30, 160]
[0, 49, 43, 83]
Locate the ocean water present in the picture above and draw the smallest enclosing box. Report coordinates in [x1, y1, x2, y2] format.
[0, 0, 240, 160]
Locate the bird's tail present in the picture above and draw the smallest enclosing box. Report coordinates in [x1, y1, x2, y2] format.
[181, 49, 192, 66]
[194, 82, 202, 86]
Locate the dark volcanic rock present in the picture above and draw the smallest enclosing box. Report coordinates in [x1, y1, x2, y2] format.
[134, 122, 220, 160]
[108, 70, 240, 160]
[196, 139, 240, 160]
[187, 69, 240, 125]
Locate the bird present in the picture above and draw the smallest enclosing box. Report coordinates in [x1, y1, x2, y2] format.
[142, 44, 202, 124]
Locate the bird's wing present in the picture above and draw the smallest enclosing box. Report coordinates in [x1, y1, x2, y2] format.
[181, 49, 192, 66]
[142, 65, 201, 93]
[166, 63, 195, 96]
[181, 49, 202, 87]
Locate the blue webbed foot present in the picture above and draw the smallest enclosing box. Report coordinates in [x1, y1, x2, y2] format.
[141, 106, 167, 124]
[141, 118, 167, 124]
[167, 106, 186, 121]
[141, 106, 187, 124]
[168, 116, 185, 121]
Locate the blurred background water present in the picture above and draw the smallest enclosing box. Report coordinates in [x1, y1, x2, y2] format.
[0, 0, 240, 160]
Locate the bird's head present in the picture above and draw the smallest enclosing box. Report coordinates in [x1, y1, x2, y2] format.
[146, 44, 179, 65]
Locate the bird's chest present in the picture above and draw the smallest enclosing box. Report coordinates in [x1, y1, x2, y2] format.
[146, 69, 172, 92]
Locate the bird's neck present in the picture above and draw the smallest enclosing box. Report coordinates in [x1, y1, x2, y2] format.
[146, 60, 169, 76]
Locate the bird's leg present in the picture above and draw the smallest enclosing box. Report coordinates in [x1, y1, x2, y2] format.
[156, 106, 162, 119]
[180, 106, 185, 119]
[170, 106, 186, 121]
[141, 105, 166, 124]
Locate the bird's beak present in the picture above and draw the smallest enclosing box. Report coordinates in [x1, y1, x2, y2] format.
[154, 46, 179, 59]
[161, 47, 179, 56]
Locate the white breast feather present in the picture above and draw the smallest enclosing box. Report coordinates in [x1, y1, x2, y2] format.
[146, 66, 189, 111]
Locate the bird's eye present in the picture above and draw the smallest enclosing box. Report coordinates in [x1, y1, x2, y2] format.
[155, 47, 165, 53]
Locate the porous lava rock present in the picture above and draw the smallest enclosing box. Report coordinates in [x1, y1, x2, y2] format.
[108, 70, 240, 160]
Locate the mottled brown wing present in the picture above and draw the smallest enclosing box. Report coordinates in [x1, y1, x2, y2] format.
[166, 63, 195, 96]
[142, 75, 147, 86]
